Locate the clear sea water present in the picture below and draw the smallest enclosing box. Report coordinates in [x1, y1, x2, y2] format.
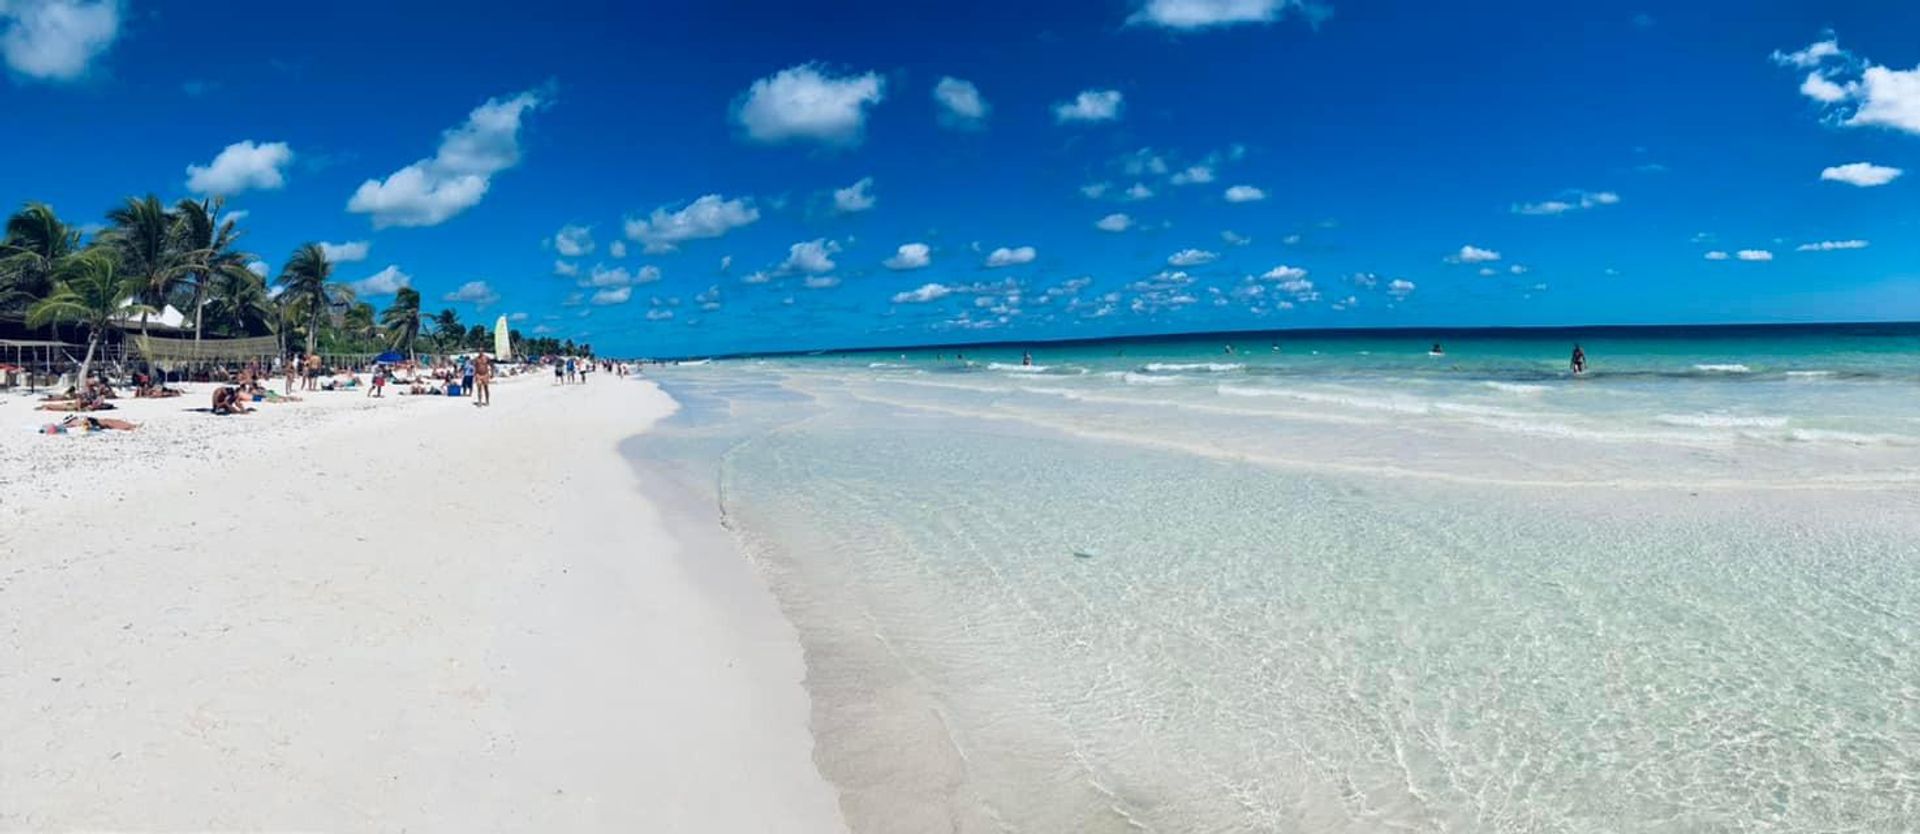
[631, 325, 1920, 833]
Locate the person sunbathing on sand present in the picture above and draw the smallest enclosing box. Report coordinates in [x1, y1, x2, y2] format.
[211, 386, 254, 415]
[44, 414, 139, 433]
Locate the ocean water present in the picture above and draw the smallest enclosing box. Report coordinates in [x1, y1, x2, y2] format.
[631, 325, 1920, 833]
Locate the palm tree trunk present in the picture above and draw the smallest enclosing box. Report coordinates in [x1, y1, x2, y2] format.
[190, 278, 208, 346]
[306, 305, 319, 357]
[76, 331, 100, 391]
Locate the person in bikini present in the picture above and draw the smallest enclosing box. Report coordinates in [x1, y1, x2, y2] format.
[473, 351, 493, 406]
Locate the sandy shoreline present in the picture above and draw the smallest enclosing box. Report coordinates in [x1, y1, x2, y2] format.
[0, 375, 846, 831]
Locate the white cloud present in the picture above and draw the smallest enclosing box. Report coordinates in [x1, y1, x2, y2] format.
[591, 286, 632, 306]
[624, 194, 760, 253]
[1223, 184, 1266, 202]
[644, 307, 673, 320]
[1772, 39, 1843, 69]
[444, 280, 500, 306]
[553, 224, 594, 257]
[553, 260, 579, 277]
[833, 177, 877, 213]
[1820, 162, 1902, 187]
[347, 88, 547, 228]
[1127, 0, 1299, 29]
[741, 270, 771, 284]
[1801, 72, 1849, 103]
[1478, 267, 1498, 276]
[1260, 265, 1307, 281]
[584, 265, 634, 287]
[933, 76, 988, 129]
[349, 265, 411, 296]
[508, 312, 528, 322]
[1513, 190, 1620, 215]
[219, 209, 248, 226]
[1387, 279, 1416, 298]
[1451, 245, 1502, 263]
[246, 260, 268, 277]
[1510, 264, 1528, 274]
[1736, 249, 1774, 261]
[318, 240, 370, 263]
[985, 245, 1037, 267]
[892, 283, 952, 304]
[1125, 182, 1155, 200]
[733, 63, 884, 146]
[1221, 230, 1250, 246]
[804, 275, 841, 289]
[1095, 212, 1134, 232]
[1081, 182, 1111, 199]
[1171, 165, 1215, 185]
[782, 239, 840, 273]
[1796, 239, 1869, 251]
[1167, 248, 1218, 267]
[0, 0, 119, 81]
[186, 140, 294, 195]
[884, 242, 931, 270]
[1704, 250, 1730, 260]
[636, 265, 662, 284]
[1776, 37, 1920, 135]
[1054, 89, 1123, 123]
[608, 240, 628, 258]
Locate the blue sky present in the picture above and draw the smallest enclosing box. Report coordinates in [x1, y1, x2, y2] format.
[2, 0, 1918, 355]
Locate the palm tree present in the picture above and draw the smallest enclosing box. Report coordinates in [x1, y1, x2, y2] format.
[172, 197, 257, 346]
[431, 308, 463, 353]
[276, 243, 351, 356]
[100, 196, 181, 341]
[342, 301, 379, 349]
[379, 287, 423, 360]
[27, 251, 151, 388]
[0, 202, 81, 312]
[204, 267, 275, 337]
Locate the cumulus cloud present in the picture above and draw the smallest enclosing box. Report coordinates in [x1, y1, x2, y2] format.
[1125, 182, 1155, 200]
[0, 0, 120, 81]
[782, 239, 840, 273]
[1167, 248, 1218, 267]
[933, 76, 988, 129]
[1171, 165, 1215, 185]
[1260, 265, 1307, 281]
[1223, 184, 1266, 202]
[1820, 162, 1902, 187]
[1095, 213, 1134, 232]
[1736, 249, 1774, 261]
[319, 240, 370, 263]
[553, 260, 579, 277]
[1449, 245, 1502, 263]
[348, 265, 411, 296]
[246, 260, 268, 277]
[804, 275, 841, 289]
[552, 224, 594, 257]
[624, 194, 760, 253]
[348, 88, 547, 228]
[733, 63, 884, 146]
[608, 240, 627, 259]
[583, 265, 635, 288]
[1126, 0, 1311, 30]
[1387, 278, 1416, 298]
[1054, 89, 1123, 123]
[892, 283, 952, 303]
[186, 141, 294, 195]
[1081, 182, 1111, 199]
[1796, 239, 1869, 251]
[884, 242, 931, 270]
[1513, 190, 1620, 215]
[1776, 36, 1920, 135]
[984, 245, 1037, 268]
[1704, 250, 1730, 260]
[591, 286, 632, 306]
[833, 177, 876, 213]
[444, 280, 500, 306]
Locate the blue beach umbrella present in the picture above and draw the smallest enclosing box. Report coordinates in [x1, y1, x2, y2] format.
[374, 350, 406, 363]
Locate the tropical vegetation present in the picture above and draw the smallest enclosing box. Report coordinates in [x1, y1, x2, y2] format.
[1, 197, 586, 374]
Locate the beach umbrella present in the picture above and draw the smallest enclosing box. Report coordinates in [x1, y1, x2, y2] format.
[493, 315, 511, 360]
[374, 350, 406, 363]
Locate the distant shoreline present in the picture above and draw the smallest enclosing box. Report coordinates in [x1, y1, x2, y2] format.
[655, 319, 1920, 362]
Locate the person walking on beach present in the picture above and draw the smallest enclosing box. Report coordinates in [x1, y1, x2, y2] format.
[461, 356, 475, 397]
[553, 360, 564, 385]
[473, 351, 493, 406]
[565, 356, 576, 383]
[369, 365, 387, 398]
[304, 352, 322, 391]
[284, 354, 299, 395]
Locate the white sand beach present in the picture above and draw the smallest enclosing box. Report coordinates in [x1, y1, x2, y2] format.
[0, 375, 846, 831]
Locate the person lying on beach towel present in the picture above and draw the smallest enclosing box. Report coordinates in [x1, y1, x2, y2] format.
[37, 392, 113, 412]
[42, 415, 138, 434]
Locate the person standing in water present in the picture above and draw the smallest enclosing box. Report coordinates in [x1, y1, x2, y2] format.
[1022, 351, 1033, 366]
[1571, 344, 1588, 374]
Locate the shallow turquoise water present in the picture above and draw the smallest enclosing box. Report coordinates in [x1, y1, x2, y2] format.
[636, 327, 1920, 832]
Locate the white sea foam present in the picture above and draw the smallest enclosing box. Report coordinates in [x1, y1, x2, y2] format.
[1785, 370, 1836, 379]
[1784, 428, 1918, 446]
[1122, 372, 1186, 385]
[1657, 413, 1789, 429]
[1142, 362, 1244, 373]
[1483, 381, 1550, 395]
[988, 362, 1050, 373]
[1692, 363, 1752, 373]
